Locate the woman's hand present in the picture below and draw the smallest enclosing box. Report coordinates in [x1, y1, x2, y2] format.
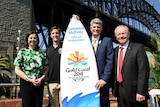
[29, 78, 41, 86]
[32, 75, 46, 86]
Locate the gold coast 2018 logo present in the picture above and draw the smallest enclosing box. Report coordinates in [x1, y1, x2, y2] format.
[67, 51, 87, 66]
[66, 51, 90, 82]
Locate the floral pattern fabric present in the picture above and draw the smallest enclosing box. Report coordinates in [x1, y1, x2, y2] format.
[14, 48, 47, 79]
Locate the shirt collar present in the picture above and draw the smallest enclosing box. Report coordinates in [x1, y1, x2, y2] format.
[92, 35, 100, 41]
[119, 40, 129, 49]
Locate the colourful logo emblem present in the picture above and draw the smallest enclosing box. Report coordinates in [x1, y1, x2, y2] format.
[67, 51, 88, 66]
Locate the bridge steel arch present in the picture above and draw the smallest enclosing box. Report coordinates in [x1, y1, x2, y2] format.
[100, 0, 160, 37]
[33, 0, 160, 50]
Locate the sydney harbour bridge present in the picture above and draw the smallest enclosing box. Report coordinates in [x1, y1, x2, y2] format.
[33, 0, 160, 50]
[0, 0, 160, 60]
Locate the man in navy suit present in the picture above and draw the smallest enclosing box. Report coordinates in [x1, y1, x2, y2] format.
[112, 25, 150, 107]
[90, 18, 114, 107]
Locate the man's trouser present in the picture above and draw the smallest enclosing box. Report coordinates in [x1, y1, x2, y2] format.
[48, 83, 61, 107]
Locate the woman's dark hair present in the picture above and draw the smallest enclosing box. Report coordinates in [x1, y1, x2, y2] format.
[25, 31, 40, 50]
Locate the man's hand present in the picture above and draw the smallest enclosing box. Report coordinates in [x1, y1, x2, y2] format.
[95, 79, 106, 90]
[136, 93, 145, 102]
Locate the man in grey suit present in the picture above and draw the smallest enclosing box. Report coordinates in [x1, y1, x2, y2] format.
[90, 18, 114, 107]
[112, 25, 150, 107]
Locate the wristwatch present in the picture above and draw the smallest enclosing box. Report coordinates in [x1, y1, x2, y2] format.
[25, 77, 29, 82]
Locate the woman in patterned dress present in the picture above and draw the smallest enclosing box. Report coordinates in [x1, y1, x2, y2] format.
[13, 31, 48, 107]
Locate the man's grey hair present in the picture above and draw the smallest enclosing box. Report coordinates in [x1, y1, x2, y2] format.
[90, 18, 103, 26]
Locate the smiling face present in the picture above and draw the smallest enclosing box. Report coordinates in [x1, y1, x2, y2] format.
[90, 23, 102, 38]
[27, 33, 39, 49]
[50, 29, 60, 42]
[114, 25, 130, 46]
[90, 18, 103, 38]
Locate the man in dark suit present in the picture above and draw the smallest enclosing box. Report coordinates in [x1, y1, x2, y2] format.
[90, 18, 114, 107]
[112, 25, 150, 107]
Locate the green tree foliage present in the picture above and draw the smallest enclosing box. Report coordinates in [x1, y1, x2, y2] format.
[0, 55, 12, 98]
[150, 33, 160, 88]
[151, 33, 160, 51]
[151, 51, 160, 88]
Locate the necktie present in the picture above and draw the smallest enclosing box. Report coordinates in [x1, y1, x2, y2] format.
[118, 46, 123, 83]
[93, 39, 97, 53]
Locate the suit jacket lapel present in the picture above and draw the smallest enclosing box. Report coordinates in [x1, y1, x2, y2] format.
[115, 47, 119, 75]
[123, 42, 132, 67]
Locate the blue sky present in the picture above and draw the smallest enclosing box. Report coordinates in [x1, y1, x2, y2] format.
[146, 0, 160, 14]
